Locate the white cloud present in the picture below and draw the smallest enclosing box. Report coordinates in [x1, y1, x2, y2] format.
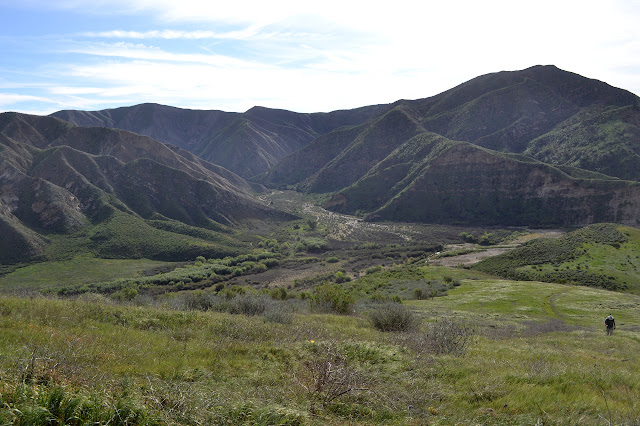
[2, 0, 640, 115]
[0, 93, 60, 106]
[80, 28, 265, 41]
[64, 42, 271, 68]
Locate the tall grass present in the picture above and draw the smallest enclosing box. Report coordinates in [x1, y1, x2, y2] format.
[1, 274, 640, 424]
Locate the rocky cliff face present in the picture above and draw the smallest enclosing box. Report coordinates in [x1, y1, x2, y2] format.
[367, 144, 640, 226]
[325, 134, 640, 226]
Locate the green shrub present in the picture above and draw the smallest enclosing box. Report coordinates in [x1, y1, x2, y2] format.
[261, 258, 280, 268]
[334, 271, 351, 283]
[269, 287, 288, 301]
[111, 285, 139, 301]
[228, 295, 269, 316]
[367, 303, 419, 332]
[310, 283, 354, 314]
[262, 308, 293, 325]
[459, 231, 476, 243]
[183, 290, 216, 311]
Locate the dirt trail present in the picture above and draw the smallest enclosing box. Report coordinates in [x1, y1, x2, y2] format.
[263, 190, 566, 266]
[429, 246, 515, 267]
[428, 230, 565, 267]
[546, 289, 571, 319]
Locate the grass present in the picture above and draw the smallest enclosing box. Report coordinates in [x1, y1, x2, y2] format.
[0, 255, 177, 293]
[474, 223, 640, 293]
[1, 270, 640, 424]
[2, 197, 639, 423]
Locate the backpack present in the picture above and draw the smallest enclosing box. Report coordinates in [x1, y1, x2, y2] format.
[605, 317, 613, 327]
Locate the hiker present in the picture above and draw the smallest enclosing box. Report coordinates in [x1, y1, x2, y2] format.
[604, 314, 616, 336]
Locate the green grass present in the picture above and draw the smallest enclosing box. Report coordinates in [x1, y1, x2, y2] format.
[39, 210, 242, 263]
[0, 255, 176, 293]
[474, 223, 640, 292]
[1, 271, 639, 424]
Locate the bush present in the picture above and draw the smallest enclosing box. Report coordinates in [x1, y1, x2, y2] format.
[365, 265, 382, 275]
[310, 283, 354, 314]
[459, 231, 476, 243]
[334, 271, 351, 283]
[262, 258, 280, 268]
[262, 308, 293, 325]
[228, 295, 269, 316]
[111, 285, 139, 301]
[406, 317, 475, 356]
[296, 343, 369, 408]
[183, 291, 216, 311]
[269, 287, 288, 301]
[367, 303, 419, 332]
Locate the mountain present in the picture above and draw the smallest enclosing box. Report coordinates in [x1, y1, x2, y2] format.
[53, 103, 386, 178]
[262, 65, 640, 226]
[0, 113, 291, 263]
[50, 65, 640, 227]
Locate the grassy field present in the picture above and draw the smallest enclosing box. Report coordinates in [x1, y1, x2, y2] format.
[474, 224, 640, 293]
[0, 255, 177, 293]
[1, 267, 639, 424]
[2, 206, 639, 424]
[523, 226, 640, 291]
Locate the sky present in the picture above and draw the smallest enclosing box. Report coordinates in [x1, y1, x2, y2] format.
[1, 0, 640, 115]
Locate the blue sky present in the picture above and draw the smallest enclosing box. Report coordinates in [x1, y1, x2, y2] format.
[1, 0, 639, 115]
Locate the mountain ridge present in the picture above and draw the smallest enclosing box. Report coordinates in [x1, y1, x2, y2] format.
[52, 102, 387, 178]
[49, 65, 640, 227]
[0, 112, 291, 262]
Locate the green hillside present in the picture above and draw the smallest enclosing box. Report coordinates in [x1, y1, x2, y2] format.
[473, 223, 640, 293]
[328, 138, 640, 226]
[524, 105, 640, 181]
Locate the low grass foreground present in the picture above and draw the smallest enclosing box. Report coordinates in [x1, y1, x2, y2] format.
[1, 276, 639, 424]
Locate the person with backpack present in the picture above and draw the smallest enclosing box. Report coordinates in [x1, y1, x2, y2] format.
[605, 314, 616, 336]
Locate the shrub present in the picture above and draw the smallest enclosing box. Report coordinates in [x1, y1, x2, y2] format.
[367, 303, 419, 332]
[269, 287, 288, 301]
[365, 265, 382, 275]
[261, 258, 280, 268]
[295, 343, 369, 408]
[326, 256, 339, 264]
[459, 231, 476, 243]
[111, 285, 139, 301]
[310, 283, 354, 314]
[334, 271, 351, 283]
[228, 295, 269, 316]
[262, 308, 293, 325]
[410, 317, 475, 356]
[183, 291, 216, 311]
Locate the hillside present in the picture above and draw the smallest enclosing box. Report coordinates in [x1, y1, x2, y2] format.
[49, 66, 640, 227]
[473, 223, 640, 293]
[0, 113, 291, 263]
[328, 134, 640, 226]
[261, 65, 640, 226]
[53, 103, 386, 178]
[1, 267, 639, 424]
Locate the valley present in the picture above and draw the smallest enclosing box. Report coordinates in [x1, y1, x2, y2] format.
[1, 64, 640, 424]
[1, 187, 639, 424]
